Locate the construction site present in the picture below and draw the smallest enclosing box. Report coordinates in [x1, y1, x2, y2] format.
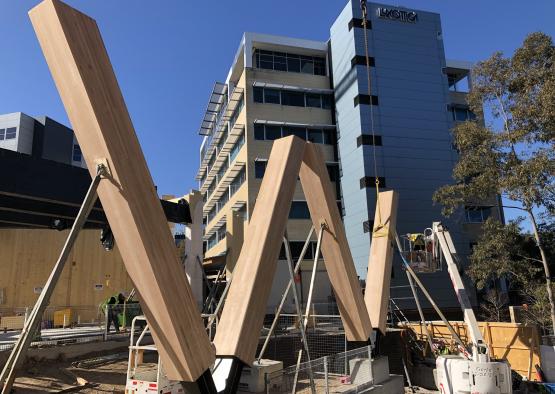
[0, 0, 554, 393]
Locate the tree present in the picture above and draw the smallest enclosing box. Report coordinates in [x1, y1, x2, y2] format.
[434, 32, 555, 332]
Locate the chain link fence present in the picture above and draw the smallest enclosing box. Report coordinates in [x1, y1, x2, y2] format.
[266, 346, 375, 394]
[256, 312, 350, 367]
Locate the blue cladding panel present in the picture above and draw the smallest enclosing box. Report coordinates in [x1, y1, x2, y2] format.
[331, 1, 473, 308]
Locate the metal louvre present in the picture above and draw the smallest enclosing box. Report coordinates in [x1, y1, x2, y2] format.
[197, 123, 245, 187]
[196, 86, 245, 180]
[203, 161, 245, 214]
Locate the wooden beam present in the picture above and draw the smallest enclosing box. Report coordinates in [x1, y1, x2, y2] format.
[364, 190, 399, 334]
[299, 143, 372, 341]
[214, 136, 306, 364]
[29, 0, 214, 381]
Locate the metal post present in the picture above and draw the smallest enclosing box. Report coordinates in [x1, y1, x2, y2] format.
[324, 356, 329, 394]
[206, 272, 233, 328]
[284, 230, 317, 394]
[303, 224, 324, 332]
[202, 268, 222, 314]
[368, 344, 373, 384]
[258, 226, 314, 361]
[394, 233, 469, 357]
[0, 164, 105, 394]
[104, 304, 109, 341]
[405, 271, 434, 355]
[291, 350, 303, 394]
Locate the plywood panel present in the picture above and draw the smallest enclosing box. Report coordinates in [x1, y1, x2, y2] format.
[299, 143, 372, 341]
[403, 321, 541, 380]
[0, 228, 134, 322]
[214, 136, 306, 364]
[364, 191, 399, 334]
[29, 0, 213, 381]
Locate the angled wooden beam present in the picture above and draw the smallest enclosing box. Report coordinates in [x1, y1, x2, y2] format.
[299, 143, 372, 341]
[364, 190, 399, 334]
[29, 0, 214, 381]
[214, 136, 306, 364]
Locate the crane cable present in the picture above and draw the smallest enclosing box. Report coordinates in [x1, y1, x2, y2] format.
[360, 0, 387, 238]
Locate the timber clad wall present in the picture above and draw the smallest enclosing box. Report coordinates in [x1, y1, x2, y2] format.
[0, 229, 132, 320]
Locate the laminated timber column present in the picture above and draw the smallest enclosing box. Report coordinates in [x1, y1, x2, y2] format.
[299, 143, 372, 341]
[214, 136, 306, 364]
[364, 190, 399, 334]
[29, 0, 214, 382]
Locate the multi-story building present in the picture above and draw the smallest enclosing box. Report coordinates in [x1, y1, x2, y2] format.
[0, 112, 86, 168]
[197, 33, 339, 310]
[196, 1, 504, 314]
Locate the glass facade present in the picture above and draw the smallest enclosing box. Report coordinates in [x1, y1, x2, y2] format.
[253, 124, 335, 144]
[253, 86, 332, 109]
[0, 127, 16, 140]
[253, 49, 326, 76]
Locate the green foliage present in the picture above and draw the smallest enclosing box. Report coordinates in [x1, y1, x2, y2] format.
[521, 283, 555, 333]
[434, 32, 555, 216]
[467, 218, 541, 290]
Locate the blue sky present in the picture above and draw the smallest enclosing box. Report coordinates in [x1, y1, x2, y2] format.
[1, 1, 554, 220]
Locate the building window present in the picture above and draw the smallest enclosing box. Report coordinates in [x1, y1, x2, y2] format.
[308, 129, 324, 144]
[229, 132, 245, 162]
[5, 127, 16, 140]
[363, 220, 374, 233]
[326, 163, 339, 182]
[254, 160, 267, 179]
[306, 93, 322, 108]
[72, 144, 82, 162]
[281, 90, 305, 107]
[284, 126, 307, 140]
[357, 135, 382, 147]
[253, 49, 326, 76]
[206, 233, 218, 250]
[230, 168, 246, 196]
[252, 86, 333, 109]
[289, 201, 310, 219]
[253, 86, 264, 103]
[351, 55, 375, 68]
[265, 125, 282, 140]
[348, 18, 372, 30]
[450, 106, 476, 122]
[229, 94, 244, 128]
[354, 94, 379, 106]
[216, 224, 227, 243]
[254, 124, 265, 140]
[465, 206, 492, 223]
[360, 176, 386, 189]
[264, 88, 281, 104]
[253, 123, 335, 145]
[279, 241, 317, 261]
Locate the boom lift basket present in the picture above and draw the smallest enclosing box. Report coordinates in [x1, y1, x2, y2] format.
[400, 228, 442, 273]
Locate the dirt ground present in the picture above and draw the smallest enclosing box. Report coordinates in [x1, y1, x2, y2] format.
[10, 355, 440, 394]
[12, 358, 129, 393]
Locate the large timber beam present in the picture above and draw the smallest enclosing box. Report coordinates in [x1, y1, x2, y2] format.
[300, 143, 372, 341]
[214, 136, 305, 364]
[364, 190, 399, 334]
[29, 0, 214, 381]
